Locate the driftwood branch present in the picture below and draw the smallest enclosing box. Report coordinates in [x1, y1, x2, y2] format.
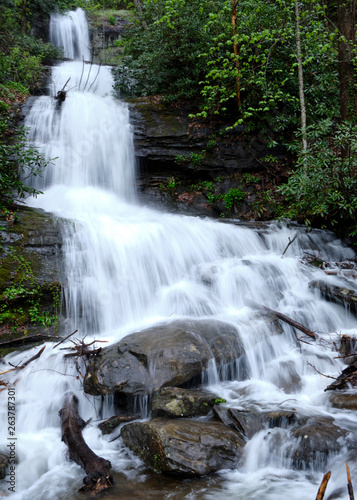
[316, 471, 331, 500]
[347, 462, 355, 500]
[59, 393, 113, 495]
[53, 330, 78, 349]
[0, 334, 60, 349]
[246, 298, 316, 339]
[282, 232, 298, 256]
[0, 346, 46, 376]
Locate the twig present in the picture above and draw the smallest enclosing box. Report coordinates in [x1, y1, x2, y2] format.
[316, 471, 331, 500]
[347, 462, 355, 500]
[282, 232, 298, 256]
[307, 362, 338, 380]
[78, 56, 85, 91]
[53, 330, 78, 349]
[0, 346, 46, 376]
[87, 63, 102, 93]
[82, 60, 93, 92]
[246, 298, 316, 339]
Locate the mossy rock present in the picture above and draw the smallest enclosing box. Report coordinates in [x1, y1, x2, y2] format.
[0, 206, 63, 351]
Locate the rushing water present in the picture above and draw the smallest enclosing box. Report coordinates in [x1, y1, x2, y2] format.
[1, 8, 357, 500]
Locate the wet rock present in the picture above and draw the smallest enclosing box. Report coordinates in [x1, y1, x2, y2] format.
[0, 453, 8, 480]
[151, 387, 218, 418]
[213, 406, 262, 439]
[338, 334, 357, 365]
[329, 392, 357, 410]
[268, 360, 302, 394]
[309, 280, 357, 316]
[264, 410, 297, 428]
[84, 319, 247, 399]
[98, 415, 138, 435]
[0, 206, 63, 348]
[290, 417, 348, 469]
[121, 418, 245, 476]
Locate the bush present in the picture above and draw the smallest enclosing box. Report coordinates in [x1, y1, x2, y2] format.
[279, 121, 357, 239]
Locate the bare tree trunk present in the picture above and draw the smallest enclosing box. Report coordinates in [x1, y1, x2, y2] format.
[295, 0, 307, 152]
[337, 0, 357, 121]
[232, 0, 242, 109]
[59, 393, 113, 495]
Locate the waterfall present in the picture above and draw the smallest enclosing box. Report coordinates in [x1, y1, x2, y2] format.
[50, 8, 91, 60]
[1, 9, 356, 500]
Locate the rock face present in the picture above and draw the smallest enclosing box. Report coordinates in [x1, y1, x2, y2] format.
[0, 206, 63, 347]
[121, 418, 245, 476]
[84, 319, 246, 398]
[128, 98, 286, 180]
[151, 387, 218, 418]
[309, 280, 357, 316]
[289, 417, 348, 469]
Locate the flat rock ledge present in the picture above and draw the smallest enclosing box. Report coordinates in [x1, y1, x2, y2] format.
[84, 319, 246, 399]
[121, 419, 245, 476]
[309, 280, 357, 316]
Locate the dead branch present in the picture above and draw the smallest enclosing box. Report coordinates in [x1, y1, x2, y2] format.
[0, 334, 60, 349]
[87, 63, 102, 93]
[59, 393, 113, 495]
[0, 346, 46, 376]
[82, 61, 93, 92]
[53, 330, 78, 349]
[316, 471, 331, 500]
[246, 298, 316, 339]
[325, 362, 357, 391]
[347, 462, 355, 500]
[282, 232, 298, 256]
[78, 56, 85, 91]
[307, 362, 338, 380]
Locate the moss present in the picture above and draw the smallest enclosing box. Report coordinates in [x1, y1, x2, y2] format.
[0, 206, 62, 345]
[87, 9, 133, 28]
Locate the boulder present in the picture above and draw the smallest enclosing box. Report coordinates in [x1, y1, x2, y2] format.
[151, 387, 218, 418]
[289, 417, 348, 469]
[329, 392, 357, 410]
[121, 418, 245, 476]
[84, 319, 246, 399]
[309, 280, 357, 316]
[213, 406, 262, 439]
[98, 415, 138, 435]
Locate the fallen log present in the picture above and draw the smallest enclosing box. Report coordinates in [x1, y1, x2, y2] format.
[0, 333, 61, 349]
[246, 298, 316, 339]
[59, 393, 113, 495]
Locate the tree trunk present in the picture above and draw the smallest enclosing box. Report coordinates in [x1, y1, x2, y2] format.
[59, 393, 113, 495]
[337, 0, 357, 121]
[295, 0, 307, 151]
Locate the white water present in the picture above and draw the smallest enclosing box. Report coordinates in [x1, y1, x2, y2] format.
[1, 10, 357, 500]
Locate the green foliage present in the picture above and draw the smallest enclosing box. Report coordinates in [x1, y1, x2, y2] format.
[242, 173, 260, 185]
[194, 0, 338, 133]
[279, 121, 357, 238]
[0, 126, 49, 207]
[223, 188, 245, 213]
[0, 250, 60, 330]
[174, 152, 206, 166]
[114, 0, 220, 101]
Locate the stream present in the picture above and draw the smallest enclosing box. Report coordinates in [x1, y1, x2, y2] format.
[1, 8, 357, 500]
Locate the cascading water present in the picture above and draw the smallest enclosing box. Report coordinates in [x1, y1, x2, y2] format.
[1, 8, 357, 500]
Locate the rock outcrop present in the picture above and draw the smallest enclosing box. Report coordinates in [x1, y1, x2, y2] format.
[121, 418, 245, 476]
[0, 206, 63, 350]
[84, 319, 247, 400]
